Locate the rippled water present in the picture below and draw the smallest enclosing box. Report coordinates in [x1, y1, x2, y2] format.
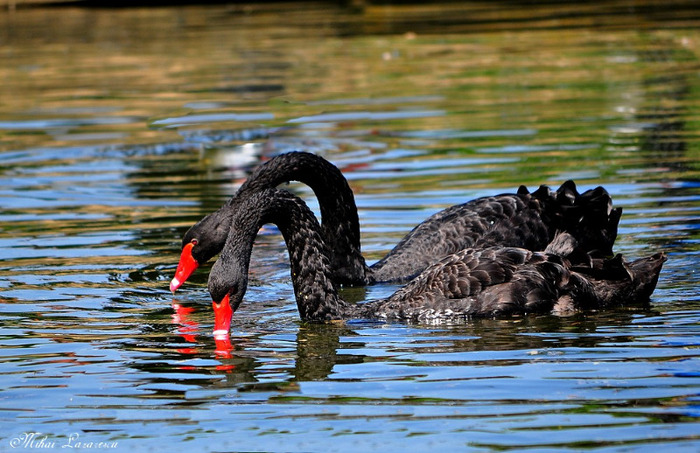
[1, 2, 699, 452]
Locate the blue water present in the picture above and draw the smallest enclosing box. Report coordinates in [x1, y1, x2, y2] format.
[1, 2, 699, 452]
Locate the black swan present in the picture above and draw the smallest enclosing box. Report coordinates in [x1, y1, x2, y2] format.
[207, 189, 665, 334]
[172, 151, 620, 291]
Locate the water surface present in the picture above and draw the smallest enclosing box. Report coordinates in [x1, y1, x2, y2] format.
[0, 2, 699, 452]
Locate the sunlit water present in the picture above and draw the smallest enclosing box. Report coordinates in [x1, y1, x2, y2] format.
[1, 2, 699, 452]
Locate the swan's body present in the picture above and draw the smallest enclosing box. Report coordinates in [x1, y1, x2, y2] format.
[208, 189, 665, 331]
[173, 152, 621, 290]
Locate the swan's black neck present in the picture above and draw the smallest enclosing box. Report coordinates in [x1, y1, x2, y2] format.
[236, 152, 369, 285]
[211, 189, 357, 320]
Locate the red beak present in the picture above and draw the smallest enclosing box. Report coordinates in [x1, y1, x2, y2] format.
[170, 242, 199, 293]
[213, 294, 233, 336]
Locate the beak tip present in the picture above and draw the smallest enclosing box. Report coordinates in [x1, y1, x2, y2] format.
[171, 241, 199, 293]
[170, 277, 181, 293]
[213, 329, 230, 339]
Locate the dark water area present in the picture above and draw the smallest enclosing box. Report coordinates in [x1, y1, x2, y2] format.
[0, 1, 699, 451]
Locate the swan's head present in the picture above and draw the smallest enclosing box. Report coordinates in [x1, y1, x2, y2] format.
[207, 256, 248, 335]
[170, 209, 233, 293]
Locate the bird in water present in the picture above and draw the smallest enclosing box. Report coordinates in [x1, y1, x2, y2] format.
[172, 151, 621, 291]
[207, 189, 665, 334]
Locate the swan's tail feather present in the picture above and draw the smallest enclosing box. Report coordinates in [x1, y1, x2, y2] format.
[625, 252, 667, 302]
[567, 250, 667, 309]
[531, 181, 621, 257]
[572, 185, 621, 257]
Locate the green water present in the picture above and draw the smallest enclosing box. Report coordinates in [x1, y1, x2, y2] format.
[0, 2, 698, 452]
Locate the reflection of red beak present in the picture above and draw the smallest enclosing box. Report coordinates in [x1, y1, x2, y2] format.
[171, 303, 198, 343]
[213, 294, 233, 336]
[170, 242, 199, 293]
[214, 335, 234, 360]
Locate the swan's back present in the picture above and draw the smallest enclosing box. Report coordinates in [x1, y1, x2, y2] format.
[370, 181, 621, 283]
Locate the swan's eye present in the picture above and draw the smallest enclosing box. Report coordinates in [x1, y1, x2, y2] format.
[191, 239, 198, 246]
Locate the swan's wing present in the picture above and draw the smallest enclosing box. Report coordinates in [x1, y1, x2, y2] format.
[370, 247, 562, 321]
[371, 195, 538, 282]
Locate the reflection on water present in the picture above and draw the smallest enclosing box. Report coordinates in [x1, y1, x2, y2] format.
[0, 1, 699, 451]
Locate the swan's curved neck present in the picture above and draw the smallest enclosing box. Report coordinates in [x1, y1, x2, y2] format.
[237, 152, 369, 284]
[221, 190, 357, 321]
